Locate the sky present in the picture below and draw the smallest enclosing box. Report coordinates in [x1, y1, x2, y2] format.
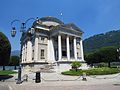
[0, 0, 120, 51]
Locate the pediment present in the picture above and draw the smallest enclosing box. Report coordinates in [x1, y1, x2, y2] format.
[63, 23, 83, 33]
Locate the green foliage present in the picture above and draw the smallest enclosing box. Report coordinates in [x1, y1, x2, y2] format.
[0, 32, 11, 69]
[83, 30, 120, 53]
[62, 67, 120, 76]
[9, 56, 19, 66]
[85, 46, 118, 67]
[62, 70, 83, 76]
[0, 70, 17, 75]
[9, 56, 19, 70]
[99, 46, 118, 67]
[97, 62, 108, 68]
[71, 61, 81, 71]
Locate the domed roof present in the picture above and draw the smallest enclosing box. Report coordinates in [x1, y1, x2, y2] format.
[39, 16, 64, 24]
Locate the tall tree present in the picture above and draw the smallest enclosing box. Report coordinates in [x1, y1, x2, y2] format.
[0, 32, 11, 70]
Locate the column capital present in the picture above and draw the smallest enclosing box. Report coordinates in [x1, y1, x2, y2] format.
[73, 36, 77, 41]
[35, 34, 39, 38]
[66, 34, 69, 37]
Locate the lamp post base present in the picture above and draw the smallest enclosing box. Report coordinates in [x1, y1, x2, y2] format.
[16, 64, 22, 84]
[16, 80, 22, 84]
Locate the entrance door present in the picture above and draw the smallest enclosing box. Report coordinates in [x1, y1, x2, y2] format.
[55, 49, 58, 61]
[62, 51, 67, 57]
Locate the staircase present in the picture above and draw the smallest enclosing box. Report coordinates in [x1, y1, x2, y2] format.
[39, 64, 55, 73]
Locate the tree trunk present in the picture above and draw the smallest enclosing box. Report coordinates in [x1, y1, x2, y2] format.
[14, 66, 16, 70]
[3, 65, 5, 70]
[75, 68, 78, 72]
[108, 62, 111, 68]
[90, 63, 93, 67]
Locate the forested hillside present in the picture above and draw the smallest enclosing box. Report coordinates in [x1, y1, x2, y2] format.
[83, 30, 120, 53]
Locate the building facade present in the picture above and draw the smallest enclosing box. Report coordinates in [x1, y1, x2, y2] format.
[21, 16, 85, 72]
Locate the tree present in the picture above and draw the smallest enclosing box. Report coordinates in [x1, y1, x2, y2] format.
[98, 46, 118, 67]
[71, 61, 81, 71]
[85, 51, 101, 66]
[85, 46, 118, 67]
[10, 56, 19, 70]
[85, 53, 94, 66]
[0, 32, 11, 70]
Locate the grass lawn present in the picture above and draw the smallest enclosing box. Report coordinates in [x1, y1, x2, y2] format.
[61, 67, 120, 76]
[0, 70, 17, 75]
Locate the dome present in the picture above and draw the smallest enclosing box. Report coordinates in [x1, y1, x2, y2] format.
[39, 16, 64, 24]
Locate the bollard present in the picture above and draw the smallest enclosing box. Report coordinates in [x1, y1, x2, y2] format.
[82, 72, 87, 81]
[35, 71, 41, 83]
[25, 74, 28, 82]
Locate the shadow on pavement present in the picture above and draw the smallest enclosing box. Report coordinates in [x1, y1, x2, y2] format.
[113, 84, 120, 86]
[0, 75, 13, 81]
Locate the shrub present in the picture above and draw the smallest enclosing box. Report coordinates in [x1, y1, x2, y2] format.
[97, 62, 108, 68]
[62, 67, 120, 76]
[71, 61, 81, 71]
[0, 70, 17, 75]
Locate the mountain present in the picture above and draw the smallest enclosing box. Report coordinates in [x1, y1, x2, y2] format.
[11, 50, 20, 56]
[83, 30, 120, 53]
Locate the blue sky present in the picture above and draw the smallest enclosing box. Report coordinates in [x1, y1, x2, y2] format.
[0, 0, 120, 51]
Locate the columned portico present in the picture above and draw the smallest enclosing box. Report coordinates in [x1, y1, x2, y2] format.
[58, 34, 62, 60]
[74, 37, 77, 60]
[66, 35, 70, 60]
[21, 16, 85, 72]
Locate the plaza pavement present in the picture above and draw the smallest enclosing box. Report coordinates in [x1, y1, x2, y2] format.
[0, 71, 120, 90]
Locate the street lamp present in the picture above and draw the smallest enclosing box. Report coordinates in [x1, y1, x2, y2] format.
[11, 17, 38, 84]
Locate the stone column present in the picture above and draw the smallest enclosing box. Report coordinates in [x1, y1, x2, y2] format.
[23, 45, 25, 63]
[21, 45, 24, 63]
[74, 37, 77, 60]
[24, 43, 27, 62]
[58, 34, 62, 60]
[66, 35, 70, 60]
[34, 37, 38, 61]
[80, 39, 84, 61]
[48, 38, 55, 63]
[26, 39, 32, 62]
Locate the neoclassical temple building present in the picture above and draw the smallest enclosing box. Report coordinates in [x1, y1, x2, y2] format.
[21, 16, 85, 72]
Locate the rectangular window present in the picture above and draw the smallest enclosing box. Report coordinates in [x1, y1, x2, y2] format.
[41, 49, 45, 59]
[32, 50, 34, 60]
[41, 37, 45, 41]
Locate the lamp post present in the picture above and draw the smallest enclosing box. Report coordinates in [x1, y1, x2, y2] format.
[117, 48, 120, 60]
[11, 17, 38, 84]
[117, 48, 120, 68]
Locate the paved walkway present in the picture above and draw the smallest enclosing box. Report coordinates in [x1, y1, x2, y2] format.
[0, 84, 9, 90]
[1, 72, 120, 90]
